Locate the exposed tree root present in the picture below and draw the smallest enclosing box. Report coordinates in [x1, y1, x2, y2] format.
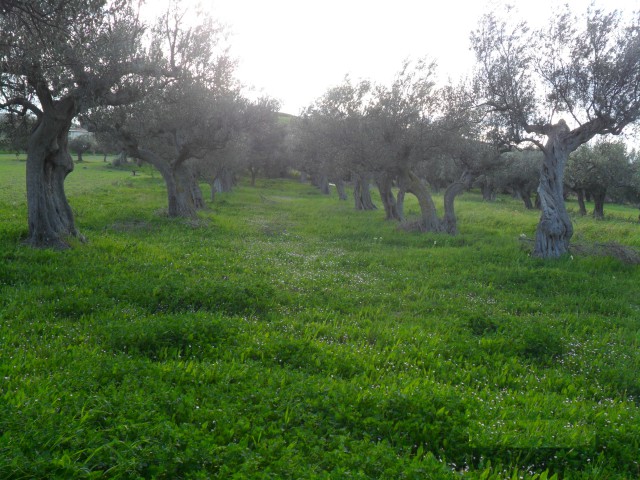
[519, 235, 640, 264]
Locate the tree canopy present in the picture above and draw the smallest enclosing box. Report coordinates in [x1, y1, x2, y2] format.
[0, 0, 156, 247]
[472, 6, 640, 257]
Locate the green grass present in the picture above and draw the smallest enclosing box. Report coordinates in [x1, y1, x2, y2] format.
[1, 155, 639, 479]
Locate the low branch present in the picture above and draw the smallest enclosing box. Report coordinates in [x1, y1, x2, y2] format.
[0, 96, 42, 117]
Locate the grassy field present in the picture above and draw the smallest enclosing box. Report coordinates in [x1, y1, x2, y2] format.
[1, 154, 639, 479]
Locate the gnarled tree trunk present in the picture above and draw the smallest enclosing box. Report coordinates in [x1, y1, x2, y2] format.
[215, 168, 235, 193]
[395, 168, 471, 235]
[170, 165, 199, 217]
[399, 169, 441, 232]
[442, 171, 473, 235]
[353, 173, 376, 210]
[25, 99, 81, 248]
[479, 177, 496, 201]
[519, 188, 534, 210]
[314, 173, 330, 195]
[334, 178, 348, 201]
[534, 127, 573, 258]
[376, 173, 402, 221]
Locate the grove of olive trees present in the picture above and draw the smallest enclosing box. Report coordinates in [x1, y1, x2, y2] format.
[2, 2, 640, 257]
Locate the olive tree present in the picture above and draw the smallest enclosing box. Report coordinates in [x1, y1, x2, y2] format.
[472, 7, 640, 257]
[0, 0, 154, 247]
[243, 97, 287, 186]
[68, 133, 95, 163]
[496, 150, 542, 210]
[367, 63, 481, 234]
[89, 3, 239, 218]
[297, 77, 378, 207]
[566, 140, 635, 218]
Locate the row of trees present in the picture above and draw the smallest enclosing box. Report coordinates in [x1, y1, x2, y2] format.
[291, 64, 497, 235]
[2, 1, 640, 257]
[0, 0, 288, 247]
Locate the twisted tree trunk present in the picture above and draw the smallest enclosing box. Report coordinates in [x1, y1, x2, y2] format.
[442, 171, 473, 235]
[519, 188, 534, 210]
[353, 173, 376, 210]
[399, 169, 441, 232]
[376, 173, 401, 221]
[25, 98, 81, 248]
[534, 126, 574, 258]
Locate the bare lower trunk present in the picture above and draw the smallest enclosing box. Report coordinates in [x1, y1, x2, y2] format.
[112, 151, 128, 166]
[592, 191, 606, 219]
[576, 190, 587, 216]
[354, 174, 376, 210]
[215, 168, 235, 193]
[314, 174, 330, 195]
[442, 172, 473, 235]
[25, 102, 81, 248]
[299, 171, 308, 183]
[170, 166, 198, 217]
[400, 170, 441, 232]
[396, 189, 405, 220]
[126, 147, 200, 217]
[376, 173, 401, 221]
[519, 189, 534, 210]
[187, 170, 205, 210]
[479, 178, 496, 202]
[249, 166, 257, 187]
[534, 130, 573, 258]
[334, 179, 348, 201]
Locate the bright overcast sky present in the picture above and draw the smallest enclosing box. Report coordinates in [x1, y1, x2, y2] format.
[159, 0, 638, 115]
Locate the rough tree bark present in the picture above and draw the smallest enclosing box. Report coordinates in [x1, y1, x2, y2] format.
[592, 191, 606, 219]
[334, 178, 348, 201]
[576, 189, 587, 216]
[119, 131, 202, 217]
[520, 189, 534, 210]
[480, 179, 496, 201]
[25, 97, 81, 248]
[396, 168, 472, 234]
[353, 173, 376, 210]
[376, 173, 402, 221]
[399, 169, 441, 232]
[533, 123, 574, 258]
[441, 171, 473, 235]
[215, 168, 235, 193]
[314, 174, 330, 195]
